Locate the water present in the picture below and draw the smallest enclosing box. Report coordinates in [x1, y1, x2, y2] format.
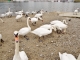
[0, 2, 80, 14]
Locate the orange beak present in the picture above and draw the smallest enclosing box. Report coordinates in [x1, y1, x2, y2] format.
[15, 36, 19, 42]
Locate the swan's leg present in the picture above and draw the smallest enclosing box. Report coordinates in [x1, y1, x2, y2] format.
[38, 37, 42, 42]
[43, 36, 44, 38]
[1, 39, 4, 43]
[34, 22, 36, 24]
[24, 35, 29, 40]
[57, 30, 61, 34]
[32, 23, 35, 26]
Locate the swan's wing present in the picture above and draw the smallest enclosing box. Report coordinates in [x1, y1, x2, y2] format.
[67, 54, 76, 60]
[19, 51, 28, 60]
[31, 28, 51, 36]
[19, 27, 30, 35]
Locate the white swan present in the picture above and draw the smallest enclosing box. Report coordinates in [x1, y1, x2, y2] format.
[17, 17, 31, 40]
[34, 10, 43, 18]
[5, 8, 13, 17]
[50, 20, 68, 25]
[29, 17, 43, 26]
[13, 31, 28, 60]
[73, 8, 79, 15]
[31, 10, 36, 15]
[31, 27, 52, 42]
[59, 52, 76, 60]
[0, 34, 4, 43]
[52, 23, 68, 34]
[0, 13, 6, 18]
[16, 13, 23, 22]
[15, 9, 23, 15]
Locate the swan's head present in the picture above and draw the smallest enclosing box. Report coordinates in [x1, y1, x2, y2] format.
[27, 17, 31, 20]
[38, 17, 43, 22]
[14, 31, 19, 37]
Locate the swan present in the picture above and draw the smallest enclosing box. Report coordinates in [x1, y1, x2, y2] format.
[5, 8, 13, 17]
[50, 20, 68, 25]
[15, 9, 23, 15]
[16, 13, 23, 22]
[16, 17, 31, 40]
[52, 23, 68, 34]
[59, 52, 76, 60]
[73, 8, 79, 15]
[25, 11, 30, 15]
[0, 34, 4, 43]
[0, 18, 4, 23]
[31, 10, 36, 15]
[13, 31, 28, 60]
[0, 13, 6, 18]
[34, 10, 43, 18]
[29, 17, 43, 26]
[31, 27, 52, 42]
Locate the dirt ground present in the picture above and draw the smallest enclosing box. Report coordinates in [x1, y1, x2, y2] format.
[0, 12, 80, 60]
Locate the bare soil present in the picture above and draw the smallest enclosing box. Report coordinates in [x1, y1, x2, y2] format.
[0, 12, 80, 60]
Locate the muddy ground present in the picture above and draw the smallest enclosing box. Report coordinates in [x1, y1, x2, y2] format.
[0, 12, 80, 60]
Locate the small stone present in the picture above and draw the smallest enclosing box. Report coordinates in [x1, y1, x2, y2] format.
[21, 48, 24, 50]
[10, 49, 12, 51]
[51, 41, 53, 43]
[4, 55, 6, 56]
[8, 51, 10, 53]
[51, 52, 54, 55]
[36, 45, 39, 47]
[40, 54, 43, 57]
[28, 47, 29, 48]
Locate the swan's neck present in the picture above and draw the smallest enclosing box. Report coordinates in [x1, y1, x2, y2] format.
[63, 20, 66, 24]
[15, 41, 19, 55]
[9, 8, 10, 12]
[27, 17, 30, 29]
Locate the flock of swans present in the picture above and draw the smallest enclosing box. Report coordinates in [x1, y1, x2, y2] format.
[0, 7, 80, 60]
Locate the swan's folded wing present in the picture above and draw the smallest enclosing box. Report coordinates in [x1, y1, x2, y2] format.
[19, 51, 28, 60]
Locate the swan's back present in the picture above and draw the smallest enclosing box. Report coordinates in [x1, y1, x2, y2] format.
[59, 52, 69, 60]
[50, 20, 62, 25]
[19, 51, 28, 60]
[19, 27, 31, 36]
[31, 28, 52, 37]
[13, 54, 21, 60]
[40, 24, 52, 29]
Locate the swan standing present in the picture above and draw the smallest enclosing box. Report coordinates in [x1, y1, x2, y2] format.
[17, 17, 31, 40]
[16, 13, 23, 22]
[29, 17, 43, 26]
[6, 8, 13, 17]
[13, 31, 28, 60]
[0, 34, 4, 43]
[34, 10, 43, 18]
[73, 8, 79, 15]
[31, 27, 52, 42]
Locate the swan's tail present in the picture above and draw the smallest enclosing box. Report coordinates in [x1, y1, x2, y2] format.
[59, 52, 62, 60]
[77, 54, 80, 60]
